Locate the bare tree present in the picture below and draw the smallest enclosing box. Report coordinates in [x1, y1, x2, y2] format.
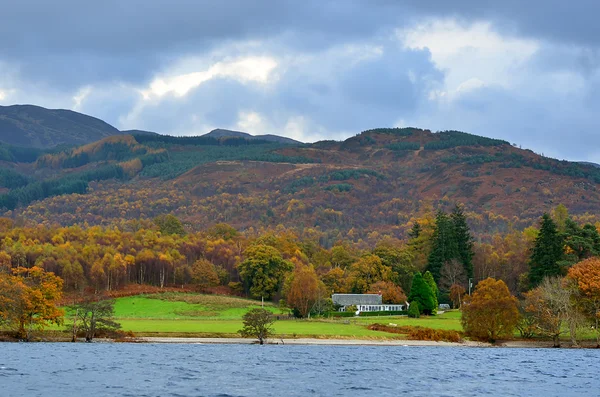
[440, 259, 466, 291]
[526, 277, 585, 347]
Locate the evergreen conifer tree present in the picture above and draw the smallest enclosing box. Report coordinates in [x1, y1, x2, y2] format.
[451, 204, 474, 279]
[408, 222, 421, 239]
[407, 272, 435, 315]
[528, 213, 564, 287]
[423, 271, 439, 314]
[426, 211, 458, 281]
[408, 301, 420, 318]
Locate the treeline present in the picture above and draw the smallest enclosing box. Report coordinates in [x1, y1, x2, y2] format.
[140, 146, 317, 180]
[0, 143, 48, 163]
[0, 168, 30, 189]
[35, 135, 166, 170]
[134, 133, 276, 147]
[424, 130, 509, 150]
[0, 152, 168, 211]
[441, 151, 600, 183]
[359, 127, 419, 136]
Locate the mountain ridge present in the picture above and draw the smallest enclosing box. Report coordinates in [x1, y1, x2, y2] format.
[203, 128, 303, 145]
[0, 104, 121, 148]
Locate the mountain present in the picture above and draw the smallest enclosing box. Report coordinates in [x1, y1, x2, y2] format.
[7, 127, 600, 244]
[203, 128, 303, 145]
[0, 104, 121, 148]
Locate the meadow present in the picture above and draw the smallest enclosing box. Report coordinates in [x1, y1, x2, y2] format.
[110, 293, 462, 339]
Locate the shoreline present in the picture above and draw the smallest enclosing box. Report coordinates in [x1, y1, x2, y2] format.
[130, 337, 563, 348]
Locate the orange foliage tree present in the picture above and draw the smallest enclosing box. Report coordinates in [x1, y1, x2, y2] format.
[368, 281, 406, 304]
[461, 278, 519, 342]
[449, 283, 466, 309]
[285, 265, 326, 318]
[568, 257, 600, 346]
[3, 266, 64, 340]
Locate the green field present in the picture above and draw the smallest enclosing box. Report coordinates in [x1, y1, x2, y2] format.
[106, 293, 463, 339]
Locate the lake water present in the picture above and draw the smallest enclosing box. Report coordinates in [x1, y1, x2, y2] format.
[1, 343, 598, 396]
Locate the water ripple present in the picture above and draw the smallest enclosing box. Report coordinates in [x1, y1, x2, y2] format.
[0, 343, 598, 396]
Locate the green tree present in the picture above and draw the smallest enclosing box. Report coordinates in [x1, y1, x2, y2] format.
[407, 272, 435, 315]
[529, 214, 564, 287]
[74, 298, 121, 342]
[239, 308, 275, 345]
[426, 211, 458, 281]
[408, 301, 420, 318]
[238, 244, 293, 299]
[408, 222, 421, 239]
[451, 204, 474, 279]
[154, 214, 186, 236]
[423, 271, 439, 314]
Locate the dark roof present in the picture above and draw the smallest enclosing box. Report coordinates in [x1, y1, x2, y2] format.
[332, 294, 382, 306]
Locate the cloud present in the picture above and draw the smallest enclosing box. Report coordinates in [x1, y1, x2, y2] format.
[1, 1, 600, 161]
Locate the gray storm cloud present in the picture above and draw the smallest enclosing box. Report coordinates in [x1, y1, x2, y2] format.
[1, 1, 599, 161]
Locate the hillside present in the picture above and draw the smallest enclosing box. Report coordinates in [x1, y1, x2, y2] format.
[203, 128, 303, 145]
[6, 127, 600, 244]
[0, 104, 121, 148]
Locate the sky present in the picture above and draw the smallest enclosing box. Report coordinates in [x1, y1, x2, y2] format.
[1, 0, 599, 161]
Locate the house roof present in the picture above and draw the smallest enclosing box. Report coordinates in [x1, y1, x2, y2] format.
[332, 294, 382, 306]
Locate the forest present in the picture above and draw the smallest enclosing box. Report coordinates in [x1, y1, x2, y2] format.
[1, 128, 600, 343]
[0, 200, 599, 342]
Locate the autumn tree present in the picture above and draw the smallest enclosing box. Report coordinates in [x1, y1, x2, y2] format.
[239, 308, 275, 345]
[346, 254, 392, 294]
[238, 244, 293, 299]
[191, 259, 220, 290]
[567, 257, 600, 346]
[407, 272, 435, 315]
[461, 278, 519, 343]
[285, 265, 326, 318]
[449, 283, 466, 309]
[523, 277, 584, 347]
[321, 267, 346, 293]
[368, 281, 406, 304]
[529, 214, 564, 287]
[9, 266, 64, 340]
[373, 239, 416, 294]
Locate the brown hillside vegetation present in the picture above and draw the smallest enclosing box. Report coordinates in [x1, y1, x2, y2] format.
[8, 127, 600, 244]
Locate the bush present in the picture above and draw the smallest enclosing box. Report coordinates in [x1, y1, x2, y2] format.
[358, 310, 407, 317]
[408, 301, 420, 318]
[367, 324, 462, 343]
[327, 311, 356, 318]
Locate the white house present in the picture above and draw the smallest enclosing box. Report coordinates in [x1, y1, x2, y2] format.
[332, 294, 406, 313]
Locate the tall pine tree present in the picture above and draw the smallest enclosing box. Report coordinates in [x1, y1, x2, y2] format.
[451, 204, 474, 280]
[426, 210, 458, 282]
[528, 213, 564, 287]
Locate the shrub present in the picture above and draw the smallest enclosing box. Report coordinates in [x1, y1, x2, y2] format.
[408, 302, 420, 318]
[358, 310, 407, 317]
[367, 324, 462, 343]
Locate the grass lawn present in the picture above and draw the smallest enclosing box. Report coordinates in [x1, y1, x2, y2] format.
[118, 319, 398, 338]
[104, 293, 463, 338]
[350, 310, 463, 331]
[113, 293, 282, 320]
